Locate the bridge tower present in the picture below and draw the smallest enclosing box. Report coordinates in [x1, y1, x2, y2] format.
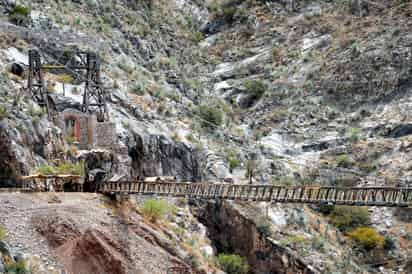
[27, 49, 49, 114]
[83, 52, 107, 122]
[27, 49, 108, 122]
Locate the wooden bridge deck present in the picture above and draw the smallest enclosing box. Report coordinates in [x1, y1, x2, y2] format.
[98, 182, 412, 207]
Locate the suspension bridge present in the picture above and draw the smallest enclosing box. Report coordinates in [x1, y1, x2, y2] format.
[98, 181, 412, 207]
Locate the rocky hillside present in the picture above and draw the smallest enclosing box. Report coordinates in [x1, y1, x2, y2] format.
[1, 0, 412, 273]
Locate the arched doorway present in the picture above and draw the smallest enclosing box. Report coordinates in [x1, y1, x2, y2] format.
[64, 115, 80, 142]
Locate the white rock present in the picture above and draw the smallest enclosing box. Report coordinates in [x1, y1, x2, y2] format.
[200, 245, 214, 257]
[4, 47, 28, 65]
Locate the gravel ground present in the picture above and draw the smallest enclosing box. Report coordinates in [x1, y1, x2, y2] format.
[0, 192, 205, 274]
[0, 192, 117, 273]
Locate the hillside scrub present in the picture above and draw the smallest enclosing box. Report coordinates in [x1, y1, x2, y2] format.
[139, 199, 173, 223]
[217, 253, 249, 274]
[348, 227, 385, 250]
[37, 162, 85, 176]
[8, 5, 31, 26]
[198, 105, 224, 130]
[329, 206, 370, 232]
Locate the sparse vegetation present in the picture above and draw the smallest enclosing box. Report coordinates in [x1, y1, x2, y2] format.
[130, 82, 146, 96]
[0, 106, 8, 121]
[272, 47, 281, 62]
[37, 161, 84, 176]
[281, 234, 309, 250]
[348, 127, 361, 143]
[244, 79, 266, 102]
[217, 253, 249, 274]
[8, 5, 31, 26]
[56, 161, 85, 176]
[226, 149, 240, 172]
[330, 206, 370, 232]
[0, 226, 6, 240]
[336, 154, 352, 168]
[4, 260, 27, 274]
[198, 105, 223, 130]
[140, 199, 172, 223]
[191, 31, 204, 43]
[348, 227, 385, 250]
[37, 164, 56, 176]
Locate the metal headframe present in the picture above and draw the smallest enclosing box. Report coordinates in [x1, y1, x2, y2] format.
[28, 49, 49, 113]
[27, 49, 108, 122]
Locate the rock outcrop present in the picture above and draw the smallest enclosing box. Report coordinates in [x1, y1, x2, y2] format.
[129, 133, 201, 181]
[197, 201, 317, 274]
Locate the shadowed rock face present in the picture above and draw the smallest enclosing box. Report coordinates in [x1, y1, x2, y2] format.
[197, 201, 317, 274]
[0, 121, 26, 186]
[129, 133, 201, 182]
[387, 124, 412, 138]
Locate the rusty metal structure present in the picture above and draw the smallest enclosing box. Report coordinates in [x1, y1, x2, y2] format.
[98, 181, 412, 207]
[27, 49, 107, 122]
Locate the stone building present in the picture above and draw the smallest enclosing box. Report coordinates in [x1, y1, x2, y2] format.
[58, 109, 116, 149]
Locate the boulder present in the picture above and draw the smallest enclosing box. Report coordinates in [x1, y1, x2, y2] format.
[10, 63, 24, 77]
[387, 124, 412, 138]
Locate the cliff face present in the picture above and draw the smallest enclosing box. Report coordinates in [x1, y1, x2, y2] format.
[197, 201, 316, 274]
[129, 133, 202, 181]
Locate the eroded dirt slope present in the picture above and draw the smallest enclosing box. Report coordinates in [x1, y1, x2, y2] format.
[0, 193, 194, 274]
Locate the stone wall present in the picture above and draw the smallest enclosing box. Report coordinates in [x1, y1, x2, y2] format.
[93, 122, 117, 148]
[58, 109, 116, 149]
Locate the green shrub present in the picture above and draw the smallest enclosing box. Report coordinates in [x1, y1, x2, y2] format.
[191, 31, 204, 42]
[384, 235, 396, 251]
[56, 161, 85, 176]
[9, 5, 31, 26]
[394, 0, 408, 7]
[198, 105, 223, 130]
[37, 162, 84, 176]
[140, 199, 171, 222]
[348, 127, 361, 143]
[37, 164, 56, 176]
[0, 226, 6, 240]
[272, 47, 281, 62]
[222, 6, 236, 22]
[5, 260, 27, 274]
[330, 206, 370, 232]
[312, 235, 326, 252]
[244, 79, 266, 101]
[130, 82, 146, 96]
[281, 234, 309, 249]
[336, 154, 352, 168]
[217, 254, 249, 274]
[226, 150, 240, 172]
[228, 157, 240, 172]
[0, 106, 8, 121]
[348, 227, 384, 250]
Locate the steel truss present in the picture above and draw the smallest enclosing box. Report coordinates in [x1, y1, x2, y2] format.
[27, 49, 107, 122]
